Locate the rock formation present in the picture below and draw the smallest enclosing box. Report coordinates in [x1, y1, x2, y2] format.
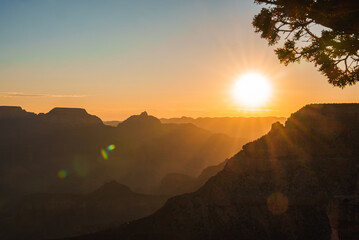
[70, 104, 359, 240]
[0, 107, 244, 197]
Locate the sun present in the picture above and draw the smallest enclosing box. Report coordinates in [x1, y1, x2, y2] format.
[233, 72, 271, 108]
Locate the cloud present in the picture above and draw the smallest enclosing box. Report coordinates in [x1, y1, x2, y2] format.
[0, 92, 86, 98]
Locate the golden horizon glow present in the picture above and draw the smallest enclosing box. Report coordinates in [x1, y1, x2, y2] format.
[1, 2, 359, 120]
[233, 73, 271, 108]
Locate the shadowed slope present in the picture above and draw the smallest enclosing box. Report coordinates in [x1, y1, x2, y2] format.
[0, 107, 244, 197]
[71, 104, 359, 240]
[0, 181, 167, 240]
[158, 160, 228, 196]
[112, 113, 245, 193]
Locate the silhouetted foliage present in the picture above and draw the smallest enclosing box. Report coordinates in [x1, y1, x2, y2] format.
[253, 0, 359, 87]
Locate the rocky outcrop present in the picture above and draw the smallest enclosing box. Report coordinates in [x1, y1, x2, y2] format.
[71, 104, 359, 240]
[118, 111, 162, 130]
[0, 106, 35, 119]
[43, 107, 103, 127]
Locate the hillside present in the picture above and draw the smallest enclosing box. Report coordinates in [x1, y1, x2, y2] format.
[105, 116, 285, 141]
[72, 104, 359, 240]
[158, 160, 227, 196]
[0, 107, 245, 198]
[0, 181, 167, 239]
[108, 112, 246, 193]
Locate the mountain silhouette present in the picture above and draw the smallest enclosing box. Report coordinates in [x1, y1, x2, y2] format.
[89, 180, 134, 196]
[43, 107, 103, 127]
[0, 106, 36, 119]
[115, 111, 165, 147]
[106, 115, 285, 142]
[0, 181, 167, 240]
[158, 160, 227, 196]
[118, 111, 161, 129]
[160, 116, 286, 140]
[70, 104, 359, 240]
[110, 112, 246, 193]
[0, 107, 245, 199]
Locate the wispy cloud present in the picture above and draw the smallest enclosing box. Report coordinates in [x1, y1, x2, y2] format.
[0, 92, 86, 98]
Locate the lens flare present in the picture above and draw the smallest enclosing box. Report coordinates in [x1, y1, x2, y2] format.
[57, 169, 68, 179]
[107, 144, 115, 151]
[101, 144, 116, 160]
[101, 149, 108, 160]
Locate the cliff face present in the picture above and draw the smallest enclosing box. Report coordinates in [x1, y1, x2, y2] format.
[75, 104, 359, 240]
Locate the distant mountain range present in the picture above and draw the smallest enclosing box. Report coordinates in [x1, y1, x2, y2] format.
[160, 116, 286, 140]
[71, 104, 359, 240]
[158, 160, 227, 196]
[0, 107, 246, 197]
[105, 116, 285, 141]
[0, 106, 257, 239]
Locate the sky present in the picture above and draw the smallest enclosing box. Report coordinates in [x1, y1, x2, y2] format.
[1, 0, 358, 120]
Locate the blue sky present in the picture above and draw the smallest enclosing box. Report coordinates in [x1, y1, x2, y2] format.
[0, 0, 358, 120]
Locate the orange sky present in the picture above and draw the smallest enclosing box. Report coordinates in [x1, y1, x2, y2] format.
[1, 0, 358, 120]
